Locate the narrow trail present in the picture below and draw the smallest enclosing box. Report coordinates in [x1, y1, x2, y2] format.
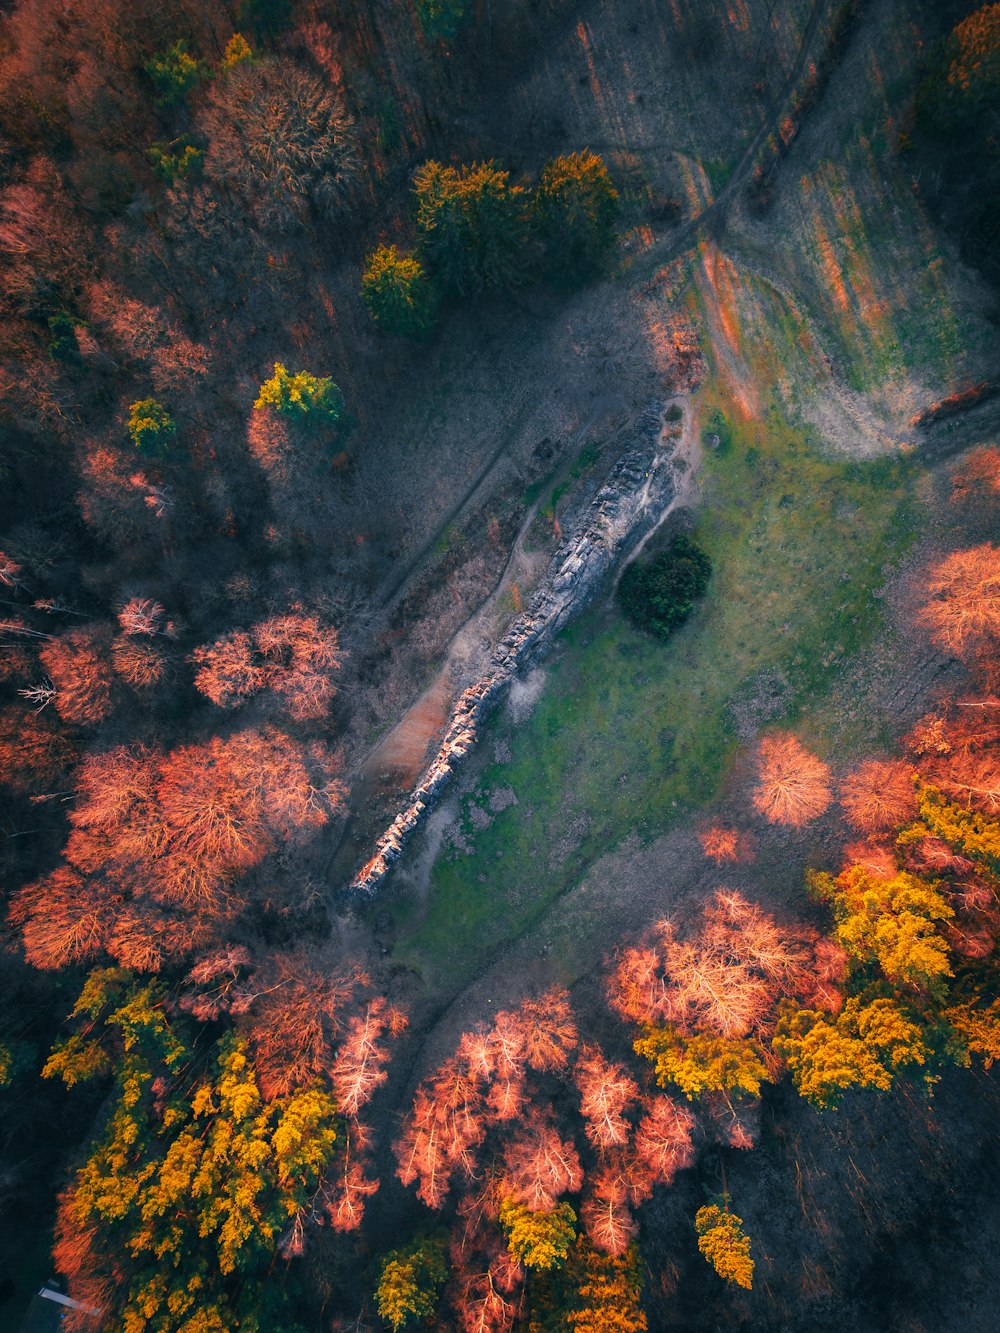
[358, 393, 618, 790]
[628, 0, 832, 283]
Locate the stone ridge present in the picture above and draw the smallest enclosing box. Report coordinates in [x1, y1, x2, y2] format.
[350, 402, 674, 893]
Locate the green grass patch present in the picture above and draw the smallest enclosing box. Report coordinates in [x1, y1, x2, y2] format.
[703, 158, 734, 195]
[388, 389, 919, 990]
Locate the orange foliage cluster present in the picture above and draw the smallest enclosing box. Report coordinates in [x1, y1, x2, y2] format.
[836, 686, 1000, 957]
[10, 729, 344, 972]
[751, 732, 832, 828]
[180, 951, 407, 1233]
[917, 543, 1000, 659]
[951, 446, 1000, 504]
[904, 696, 1000, 816]
[0, 704, 77, 794]
[191, 608, 342, 720]
[395, 989, 578, 1211]
[698, 825, 755, 864]
[397, 985, 700, 1327]
[577, 1066, 695, 1258]
[76, 446, 171, 546]
[609, 889, 844, 1040]
[39, 626, 116, 725]
[839, 759, 918, 833]
[247, 406, 294, 478]
[947, 2, 1000, 93]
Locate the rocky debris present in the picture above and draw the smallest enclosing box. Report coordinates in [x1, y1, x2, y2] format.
[488, 786, 518, 814]
[350, 403, 679, 893]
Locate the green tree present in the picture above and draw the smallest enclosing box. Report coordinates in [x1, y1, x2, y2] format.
[147, 138, 204, 183]
[773, 994, 934, 1109]
[46, 972, 340, 1332]
[221, 33, 255, 70]
[617, 535, 712, 641]
[254, 363, 344, 423]
[145, 41, 206, 107]
[500, 1198, 576, 1270]
[634, 1024, 768, 1100]
[375, 1235, 448, 1330]
[415, 0, 468, 43]
[127, 399, 176, 456]
[362, 245, 438, 337]
[48, 313, 81, 361]
[812, 866, 953, 992]
[525, 1238, 648, 1333]
[695, 1204, 754, 1290]
[534, 151, 619, 284]
[413, 160, 527, 296]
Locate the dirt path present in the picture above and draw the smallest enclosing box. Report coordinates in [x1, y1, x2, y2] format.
[629, 0, 832, 283]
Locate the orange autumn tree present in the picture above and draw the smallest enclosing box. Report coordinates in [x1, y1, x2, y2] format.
[11, 728, 344, 972]
[394, 989, 580, 1330]
[697, 825, 755, 865]
[751, 732, 832, 828]
[191, 607, 342, 720]
[917, 543, 1000, 657]
[0, 704, 77, 795]
[951, 446, 1000, 505]
[393, 986, 702, 1327]
[611, 891, 845, 1123]
[839, 758, 918, 834]
[111, 598, 175, 692]
[395, 989, 579, 1212]
[38, 625, 117, 726]
[904, 696, 1000, 816]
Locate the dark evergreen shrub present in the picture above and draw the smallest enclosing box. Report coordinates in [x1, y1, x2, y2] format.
[618, 534, 711, 640]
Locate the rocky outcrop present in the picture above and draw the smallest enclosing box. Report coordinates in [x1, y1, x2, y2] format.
[350, 403, 677, 893]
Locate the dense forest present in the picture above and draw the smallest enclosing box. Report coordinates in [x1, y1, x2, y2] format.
[0, 0, 999, 1329]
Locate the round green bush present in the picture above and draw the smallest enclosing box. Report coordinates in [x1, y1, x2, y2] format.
[617, 533, 711, 640]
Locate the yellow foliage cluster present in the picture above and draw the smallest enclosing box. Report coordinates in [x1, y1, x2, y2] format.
[695, 1205, 754, 1290]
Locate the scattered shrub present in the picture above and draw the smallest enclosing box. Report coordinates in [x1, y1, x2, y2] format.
[254, 363, 344, 423]
[145, 41, 206, 108]
[416, 0, 468, 42]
